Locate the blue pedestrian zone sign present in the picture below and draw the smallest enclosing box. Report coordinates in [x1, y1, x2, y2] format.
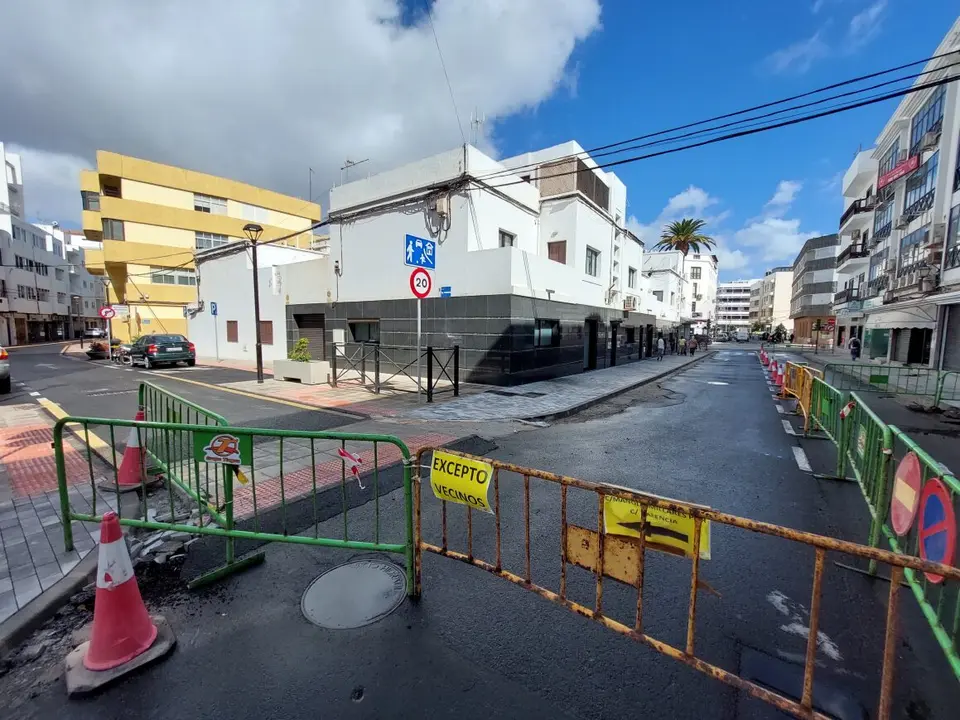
[404, 234, 436, 270]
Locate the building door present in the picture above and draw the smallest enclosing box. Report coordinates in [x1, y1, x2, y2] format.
[907, 327, 932, 365]
[609, 321, 619, 366]
[893, 329, 910, 363]
[941, 305, 960, 370]
[585, 319, 598, 371]
[14, 318, 26, 345]
[293, 313, 326, 360]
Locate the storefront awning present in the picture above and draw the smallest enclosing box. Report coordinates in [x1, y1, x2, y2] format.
[863, 305, 937, 330]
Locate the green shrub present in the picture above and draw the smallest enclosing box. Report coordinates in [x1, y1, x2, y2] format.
[288, 338, 312, 362]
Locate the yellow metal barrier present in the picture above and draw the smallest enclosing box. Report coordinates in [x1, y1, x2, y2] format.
[781, 361, 802, 401]
[413, 448, 960, 720]
[799, 366, 823, 434]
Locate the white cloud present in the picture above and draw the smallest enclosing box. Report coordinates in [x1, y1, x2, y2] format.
[763, 32, 829, 75]
[847, 0, 886, 49]
[811, 0, 826, 13]
[765, 180, 803, 210]
[734, 217, 819, 263]
[627, 185, 722, 245]
[0, 0, 601, 226]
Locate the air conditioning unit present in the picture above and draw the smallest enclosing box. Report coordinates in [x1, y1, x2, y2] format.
[920, 276, 938, 293]
[896, 272, 917, 289]
[895, 215, 912, 230]
[883, 290, 895, 303]
[897, 150, 908, 164]
[929, 223, 946, 246]
[861, 196, 878, 210]
[851, 228, 862, 242]
[884, 259, 897, 273]
[623, 296, 637, 311]
[919, 130, 941, 152]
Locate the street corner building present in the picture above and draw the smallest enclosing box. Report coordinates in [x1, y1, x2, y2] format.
[78, 150, 323, 341]
[187, 141, 707, 386]
[830, 20, 960, 369]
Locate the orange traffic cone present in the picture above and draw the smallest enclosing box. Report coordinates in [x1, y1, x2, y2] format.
[116, 408, 146, 488]
[84, 512, 157, 670]
[776, 363, 785, 387]
[770, 360, 778, 380]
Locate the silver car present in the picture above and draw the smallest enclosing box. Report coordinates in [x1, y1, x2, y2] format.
[0, 346, 9, 394]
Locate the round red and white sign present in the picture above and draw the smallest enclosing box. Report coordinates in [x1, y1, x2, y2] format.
[98, 306, 116, 319]
[409, 267, 432, 299]
[890, 451, 922, 536]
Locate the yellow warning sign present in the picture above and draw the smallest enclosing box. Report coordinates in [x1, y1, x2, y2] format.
[603, 495, 711, 560]
[429, 451, 494, 514]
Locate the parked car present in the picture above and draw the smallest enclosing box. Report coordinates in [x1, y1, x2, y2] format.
[0, 346, 9, 394]
[735, 329, 750, 343]
[128, 334, 196, 369]
[83, 328, 107, 339]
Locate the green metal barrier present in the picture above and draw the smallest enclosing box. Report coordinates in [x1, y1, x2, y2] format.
[878, 426, 960, 680]
[809, 376, 844, 443]
[936, 372, 960, 406]
[824, 362, 943, 398]
[54, 417, 416, 593]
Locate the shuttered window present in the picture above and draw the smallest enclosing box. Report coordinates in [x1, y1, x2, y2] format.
[260, 321, 273, 346]
[547, 241, 566, 264]
[226, 321, 238, 343]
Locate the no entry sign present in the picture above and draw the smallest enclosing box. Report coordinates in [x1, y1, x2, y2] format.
[409, 267, 431, 299]
[98, 306, 116, 320]
[890, 452, 922, 536]
[918, 478, 956, 584]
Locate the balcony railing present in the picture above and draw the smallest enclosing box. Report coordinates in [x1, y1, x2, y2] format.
[838, 197, 874, 228]
[837, 242, 869, 266]
[866, 275, 890, 297]
[954, 164, 960, 193]
[903, 189, 935, 219]
[874, 221, 892, 241]
[834, 287, 861, 304]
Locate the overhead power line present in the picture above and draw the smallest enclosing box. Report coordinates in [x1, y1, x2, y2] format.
[425, 2, 465, 145]
[480, 73, 960, 193]
[475, 49, 960, 182]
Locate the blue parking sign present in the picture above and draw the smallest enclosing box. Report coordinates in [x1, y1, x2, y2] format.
[210, 301, 218, 317]
[404, 234, 436, 270]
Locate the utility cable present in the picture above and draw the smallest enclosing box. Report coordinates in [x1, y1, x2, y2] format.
[425, 1, 465, 145]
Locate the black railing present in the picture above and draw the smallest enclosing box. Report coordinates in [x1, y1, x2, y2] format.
[903, 189, 935, 218]
[834, 287, 861, 304]
[954, 163, 960, 193]
[329, 342, 459, 402]
[837, 242, 869, 266]
[866, 275, 889, 297]
[838, 198, 873, 228]
[946, 244, 960, 271]
[874, 221, 893, 241]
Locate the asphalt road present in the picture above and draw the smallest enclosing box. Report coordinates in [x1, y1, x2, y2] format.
[2, 343, 355, 431]
[23, 348, 960, 719]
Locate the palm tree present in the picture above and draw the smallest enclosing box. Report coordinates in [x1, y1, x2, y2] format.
[653, 218, 715, 256]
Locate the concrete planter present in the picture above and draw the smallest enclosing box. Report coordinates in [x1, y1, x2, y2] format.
[274, 359, 330, 385]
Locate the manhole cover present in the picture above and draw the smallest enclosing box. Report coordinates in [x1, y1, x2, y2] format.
[301, 558, 407, 629]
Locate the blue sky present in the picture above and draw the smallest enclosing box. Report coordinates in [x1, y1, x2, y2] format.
[492, 0, 960, 281]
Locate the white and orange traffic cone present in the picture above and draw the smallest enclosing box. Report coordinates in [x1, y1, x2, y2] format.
[64, 512, 176, 694]
[776, 362, 785, 387]
[770, 360, 778, 380]
[116, 408, 146, 490]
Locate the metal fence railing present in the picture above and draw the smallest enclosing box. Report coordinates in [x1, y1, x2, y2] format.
[330, 342, 460, 402]
[55, 416, 416, 591]
[810, 377, 844, 444]
[823, 362, 942, 398]
[839, 393, 894, 539]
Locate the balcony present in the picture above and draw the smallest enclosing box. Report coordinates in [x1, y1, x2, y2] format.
[842, 150, 878, 196]
[865, 274, 889, 298]
[903, 188, 935, 219]
[836, 241, 870, 270]
[838, 197, 875, 229]
[834, 287, 861, 304]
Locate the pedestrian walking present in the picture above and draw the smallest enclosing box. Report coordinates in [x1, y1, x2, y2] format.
[689, 339, 697, 357]
[656, 335, 665, 361]
[849, 336, 862, 362]
[679, 336, 687, 356]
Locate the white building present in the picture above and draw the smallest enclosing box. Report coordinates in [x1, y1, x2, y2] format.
[716, 279, 760, 331]
[757, 266, 794, 333]
[190, 142, 686, 384]
[840, 19, 960, 367]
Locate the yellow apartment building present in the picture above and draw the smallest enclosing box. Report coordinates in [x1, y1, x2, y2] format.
[80, 151, 323, 340]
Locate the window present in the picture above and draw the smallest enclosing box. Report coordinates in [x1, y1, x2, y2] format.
[947, 204, 960, 270]
[534, 319, 561, 347]
[226, 321, 239, 343]
[81, 191, 100, 212]
[874, 199, 894, 237]
[259, 321, 274, 346]
[653, 290, 664, 302]
[37, 288, 50, 302]
[101, 183, 121, 198]
[910, 85, 945, 155]
[691, 301, 697, 313]
[628, 267, 637, 288]
[102, 219, 124, 240]
[348, 320, 380, 343]
[55, 268, 65, 280]
[691, 266, 702, 279]
[18, 285, 36, 300]
[693, 282, 698, 296]
[898, 226, 929, 276]
[547, 241, 567, 264]
[904, 151, 938, 214]
[15, 255, 25, 269]
[52, 239, 63, 256]
[150, 267, 197, 286]
[57, 292, 67, 304]
[195, 231, 230, 250]
[33, 234, 45, 249]
[585, 247, 600, 277]
[12, 226, 22, 241]
[194, 193, 228, 214]
[625, 327, 635, 344]
[499, 230, 515, 248]
[878, 139, 900, 176]
[35, 263, 49, 277]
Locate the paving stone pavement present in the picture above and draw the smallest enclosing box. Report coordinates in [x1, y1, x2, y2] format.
[401, 352, 713, 421]
[0, 402, 117, 624]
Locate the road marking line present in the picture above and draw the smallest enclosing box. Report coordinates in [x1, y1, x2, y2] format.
[143, 372, 365, 419]
[37, 397, 112, 456]
[776, 405, 784, 415]
[781, 419, 795, 436]
[792, 446, 812, 473]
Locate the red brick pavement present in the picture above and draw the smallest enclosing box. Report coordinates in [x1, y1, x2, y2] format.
[233, 432, 455, 519]
[0, 425, 93, 497]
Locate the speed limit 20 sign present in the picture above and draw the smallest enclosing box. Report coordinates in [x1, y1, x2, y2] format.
[409, 267, 432, 299]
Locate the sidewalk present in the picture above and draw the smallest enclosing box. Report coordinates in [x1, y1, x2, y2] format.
[0, 402, 117, 626]
[402, 351, 714, 421]
[783, 349, 960, 477]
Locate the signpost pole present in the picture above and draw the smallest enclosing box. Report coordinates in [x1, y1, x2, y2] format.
[214, 318, 220, 361]
[416, 297, 422, 404]
[106, 316, 112, 361]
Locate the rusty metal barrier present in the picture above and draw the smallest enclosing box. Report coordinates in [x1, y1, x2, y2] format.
[413, 448, 960, 720]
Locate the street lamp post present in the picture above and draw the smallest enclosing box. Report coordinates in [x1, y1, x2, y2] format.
[243, 223, 265, 383]
[72, 295, 82, 348]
